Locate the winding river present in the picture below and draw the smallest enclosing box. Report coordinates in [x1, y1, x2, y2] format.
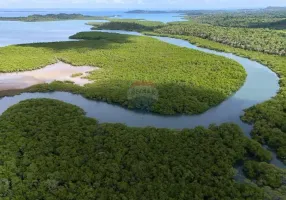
[0, 29, 284, 167]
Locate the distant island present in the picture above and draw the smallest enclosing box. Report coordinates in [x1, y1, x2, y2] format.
[0, 13, 114, 22]
[127, 7, 286, 15]
[264, 6, 286, 11]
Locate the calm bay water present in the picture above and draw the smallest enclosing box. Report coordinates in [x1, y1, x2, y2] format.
[0, 20, 93, 46]
[0, 9, 184, 47]
[0, 9, 184, 22]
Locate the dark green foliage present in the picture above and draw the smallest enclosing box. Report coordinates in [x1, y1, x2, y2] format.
[242, 102, 286, 163]
[0, 99, 275, 199]
[0, 13, 108, 22]
[251, 19, 286, 29]
[153, 23, 286, 55]
[90, 20, 165, 31]
[185, 7, 286, 29]
[69, 31, 131, 42]
[192, 14, 286, 29]
[87, 18, 286, 55]
[244, 161, 286, 188]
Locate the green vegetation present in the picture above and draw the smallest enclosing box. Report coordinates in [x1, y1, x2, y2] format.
[108, 19, 162, 23]
[1, 98, 286, 199]
[188, 8, 286, 29]
[86, 21, 105, 28]
[69, 31, 130, 42]
[144, 30, 286, 163]
[153, 22, 286, 55]
[89, 19, 165, 31]
[243, 161, 286, 199]
[0, 11, 286, 199]
[0, 32, 246, 115]
[88, 19, 285, 55]
[0, 13, 110, 22]
[192, 15, 286, 29]
[244, 161, 286, 189]
[141, 13, 285, 160]
[71, 73, 83, 78]
[242, 100, 286, 163]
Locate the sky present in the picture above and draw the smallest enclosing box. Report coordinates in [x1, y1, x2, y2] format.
[0, 0, 285, 9]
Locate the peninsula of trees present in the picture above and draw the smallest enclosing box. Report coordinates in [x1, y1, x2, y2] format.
[0, 13, 110, 22]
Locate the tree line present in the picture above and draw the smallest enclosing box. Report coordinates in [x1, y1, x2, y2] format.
[0, 13, 108, 22]
[90, 19, 285, 56]
[188, 8, 286, 30]
[153, 22, 286, 56]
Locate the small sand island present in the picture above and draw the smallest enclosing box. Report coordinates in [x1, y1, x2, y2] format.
[0, 62, 97, 91]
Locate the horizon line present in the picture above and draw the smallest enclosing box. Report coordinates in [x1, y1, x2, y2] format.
[0, 6, 284, 10]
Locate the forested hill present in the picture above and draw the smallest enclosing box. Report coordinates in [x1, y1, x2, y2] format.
[0, 13, 109, 22]
[154, 23, 286, 55]
[264, 6, 286, 11]
[189, 7, 286, 29]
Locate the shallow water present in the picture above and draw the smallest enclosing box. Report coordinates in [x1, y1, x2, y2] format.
[0, 62, 97, 90]
[0, 20, 93, 47]
[0, 11, 184, 47]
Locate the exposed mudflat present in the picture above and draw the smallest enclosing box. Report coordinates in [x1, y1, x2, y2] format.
[0, 62, 98, 91]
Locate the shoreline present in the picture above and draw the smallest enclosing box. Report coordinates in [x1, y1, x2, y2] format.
[0, 61, 97, 91]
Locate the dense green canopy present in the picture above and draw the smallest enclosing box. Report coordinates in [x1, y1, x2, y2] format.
[0, 99, 284, 199]
[188, 8, 286, 29]
[154, 23, 286, 56]
[89, 20, 165, 31]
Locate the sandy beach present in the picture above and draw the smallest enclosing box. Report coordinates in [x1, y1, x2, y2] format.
[0, 62, 98, 91]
